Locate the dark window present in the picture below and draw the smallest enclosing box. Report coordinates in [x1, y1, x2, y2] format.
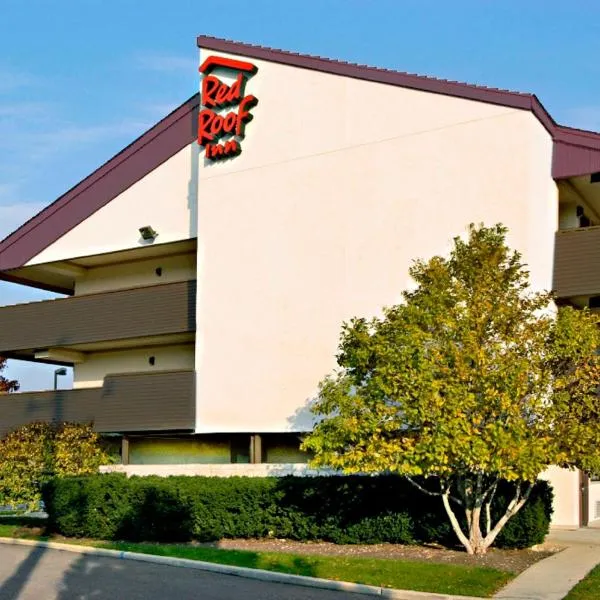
[230, 434, 251, 463]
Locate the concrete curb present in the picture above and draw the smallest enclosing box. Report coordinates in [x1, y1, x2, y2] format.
[0, 537, 484, 600]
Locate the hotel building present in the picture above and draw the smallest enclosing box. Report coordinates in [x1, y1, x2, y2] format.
[0, 36, 599, 527]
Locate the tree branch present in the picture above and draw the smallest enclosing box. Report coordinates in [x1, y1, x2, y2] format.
[405, 475, 443, 498]
[484, 481, 498, 537]
[441, 488, 473, 554]
[404, 476, 463, 507]
[483, 481, 533, 549]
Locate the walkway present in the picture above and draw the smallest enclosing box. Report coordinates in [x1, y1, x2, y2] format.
[494, 528, 600, 600]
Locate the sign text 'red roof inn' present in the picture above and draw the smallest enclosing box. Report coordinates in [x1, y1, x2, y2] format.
[197, 56, 258, 161]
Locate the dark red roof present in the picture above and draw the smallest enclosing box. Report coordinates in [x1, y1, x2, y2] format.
[1, 36, 599, 280]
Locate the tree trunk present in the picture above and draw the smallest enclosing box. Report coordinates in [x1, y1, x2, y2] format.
[440, 479, 532, 555]
[468, 506, 487, 554]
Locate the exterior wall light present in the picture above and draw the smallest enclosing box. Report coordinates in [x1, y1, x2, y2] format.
[139, 226, 158, 241]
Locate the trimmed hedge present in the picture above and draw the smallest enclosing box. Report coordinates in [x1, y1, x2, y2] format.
[42, 474, 553, 548]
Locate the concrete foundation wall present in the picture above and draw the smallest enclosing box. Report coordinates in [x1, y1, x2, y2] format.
[101, 463, 324, 477]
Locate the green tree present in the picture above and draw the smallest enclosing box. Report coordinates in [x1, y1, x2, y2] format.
[302, 224, 600, 554]
[0, 422, 110, 509]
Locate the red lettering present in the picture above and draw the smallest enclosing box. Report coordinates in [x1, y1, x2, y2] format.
[197, 61, 258, 160]
[215, 84, 229, 105]
[210, 114, 224, 136]
[228, 73, 244, 104]
[198, 109, 215, 145]
[224, 139, 240, 155]
[202, 73, 246, 109]
[201, 76, 220, 108]
[204, 140, 241, 161]
[236, 95, 258, 136]
[209, 143, 223, 159]
[223, 112, 237, 133]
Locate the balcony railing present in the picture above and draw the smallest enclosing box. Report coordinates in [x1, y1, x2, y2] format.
[0, 370, 195, 438]
[0, 280, 196, 359]
[554, 226, 600, 299]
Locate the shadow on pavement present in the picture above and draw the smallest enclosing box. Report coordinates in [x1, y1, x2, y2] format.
[0, 545, 47, 600]
[54, 552, 337, 600]
[56, 555, 129, 600]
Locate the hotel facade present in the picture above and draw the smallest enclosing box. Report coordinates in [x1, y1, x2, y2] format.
[0, 36, 599, 528]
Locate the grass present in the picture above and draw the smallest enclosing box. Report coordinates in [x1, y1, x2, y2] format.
[564, 564, 600, 599]
[0, 524, 19, 537]
[0, 522, 513, 598]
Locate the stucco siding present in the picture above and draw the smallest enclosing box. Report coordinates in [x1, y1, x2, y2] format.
[74, 344, 195, 388]
[540, 466, 580, 528]
[195, 50, 557, 434]
[27, 144, 199, 265]
[75, 253, 196, 295]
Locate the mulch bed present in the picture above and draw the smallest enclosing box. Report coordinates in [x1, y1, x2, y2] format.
[200, 538, 560, 574]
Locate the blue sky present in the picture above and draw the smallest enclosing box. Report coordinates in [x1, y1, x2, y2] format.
[1, 0, 600, 390]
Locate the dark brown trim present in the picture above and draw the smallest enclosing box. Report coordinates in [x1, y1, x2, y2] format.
[580, 470, 590, 527]
[0, 270, 72, 295]
[0, 94, 199, 272]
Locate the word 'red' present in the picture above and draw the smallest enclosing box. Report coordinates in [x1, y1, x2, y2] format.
[198, 56, 258, 161]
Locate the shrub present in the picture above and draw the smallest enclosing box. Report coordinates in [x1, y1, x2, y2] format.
[42, 474, 553, 549]
[495, 480, 554, 549]
[0, 422, 110, 510]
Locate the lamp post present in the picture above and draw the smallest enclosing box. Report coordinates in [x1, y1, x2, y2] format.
[53, 367, 67, 391]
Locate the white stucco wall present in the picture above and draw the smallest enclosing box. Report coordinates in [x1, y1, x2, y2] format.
[74, 253, 196, 295]
[195, 49, 558, 434]
[27, 144, 199, 265]
[73, 344, 194, 388]
[540, 466, 581, 528]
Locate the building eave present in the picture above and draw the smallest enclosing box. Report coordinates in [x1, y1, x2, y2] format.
[0, 94, 200, 276]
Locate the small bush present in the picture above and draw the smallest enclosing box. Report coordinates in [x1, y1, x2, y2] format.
[495, 481, 554, 549]
[335, 513, 414, 544]
[42, 474, 553, 549]
[0, 422, 110, 510]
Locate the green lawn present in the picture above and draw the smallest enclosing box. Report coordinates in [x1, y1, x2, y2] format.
[564, 564, 600, 599]
[0, 522, 512, 598]
[0, 524, 18, 537]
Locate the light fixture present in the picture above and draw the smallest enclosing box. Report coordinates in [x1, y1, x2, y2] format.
[139, 225, 158, 241]
[54, 367, 67, 391]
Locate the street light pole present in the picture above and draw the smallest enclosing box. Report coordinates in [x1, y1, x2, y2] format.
[53, 367, 67, 390]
